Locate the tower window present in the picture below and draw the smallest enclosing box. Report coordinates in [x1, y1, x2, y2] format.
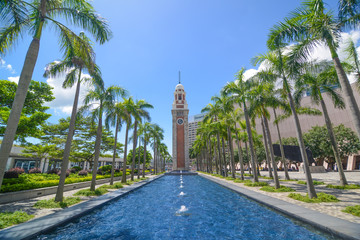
[178, 95, 182, 100]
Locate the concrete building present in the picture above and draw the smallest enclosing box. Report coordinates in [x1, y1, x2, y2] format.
[188, 113, 206, 149]
[2, 145, 124, 172]
[253, 83, 360, 170]
[171, 83, 190, 170]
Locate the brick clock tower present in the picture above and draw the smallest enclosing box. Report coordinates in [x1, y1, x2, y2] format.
[172, 82, 189, 171]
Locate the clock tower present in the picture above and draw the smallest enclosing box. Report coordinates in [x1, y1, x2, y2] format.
[171, 81, 189, 171]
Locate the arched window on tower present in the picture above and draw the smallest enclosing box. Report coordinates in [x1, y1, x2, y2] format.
[178, 95, 182, 100]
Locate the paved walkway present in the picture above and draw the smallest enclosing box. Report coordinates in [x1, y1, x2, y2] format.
[234, 171, 360, 224]
[0, 175, 156, 221]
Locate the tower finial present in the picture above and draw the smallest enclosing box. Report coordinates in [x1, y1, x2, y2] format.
[179, 71, 181, 84]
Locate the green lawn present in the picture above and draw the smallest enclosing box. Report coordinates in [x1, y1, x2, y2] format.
[33, 197, 81, 209]
[0, 211, 34, 229]
[288, 192, 339, 203]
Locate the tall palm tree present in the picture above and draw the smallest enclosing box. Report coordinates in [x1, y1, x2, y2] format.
[224, 69, 259, 182]
[82, 85, 126, 191]
[149, 124, 164, 174]
[268, 0, 360, 141]
[294, 61, 348, 185]
[252, 48, 317, 198]
[105, 99, 129, 185]
[130, 100, 153, 180]
[140, 122, 152, 178]
[344, 38, 360, 88]
[0, 0, 111, 189]
[44, 32, 102, 202]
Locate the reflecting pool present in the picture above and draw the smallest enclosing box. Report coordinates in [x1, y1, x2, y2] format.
[38, 175, 334, 239]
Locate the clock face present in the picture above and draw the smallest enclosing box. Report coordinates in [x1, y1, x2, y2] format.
[177, 118, 184, 125]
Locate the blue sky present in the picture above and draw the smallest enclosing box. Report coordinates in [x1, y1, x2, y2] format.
[0, 0, 341, 155]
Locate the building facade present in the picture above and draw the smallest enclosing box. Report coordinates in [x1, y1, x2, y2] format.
[188, 113, 206, 150]
[171, 83, 190, 170]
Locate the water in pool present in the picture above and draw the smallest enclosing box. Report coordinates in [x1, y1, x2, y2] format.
[37, 175, 334, 239]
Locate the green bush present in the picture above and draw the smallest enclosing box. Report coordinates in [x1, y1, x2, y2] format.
[260, 185, 295, 192]
[0, 211, 34, 229]
[99, 165, 112, 173]
[288, 192, 339, 203]
[297, 180, 325, 185]
[74, 188, 108, 196]
[342, 205, 360, 217]
[71, 166, 82, 172]
[33, 197, 81, 209]
[326, 184, 360, 190]
[244, 181, 269, 187]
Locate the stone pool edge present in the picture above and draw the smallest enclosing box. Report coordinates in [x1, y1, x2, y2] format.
[199, 173, 360, 240]
[0, 175, 164, 240]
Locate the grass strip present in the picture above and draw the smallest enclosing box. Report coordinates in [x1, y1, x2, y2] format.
[0, 211, 34, 229]
[342, 205, 360, 217]
[74, 187, 108, 196]
[244, 181, 269, 187]
[280, 179, 298, 182]
[233, 179, 252, 184]
[260, 185, 296, 192]
[288, 192, 339, 203]
[297, 180, 325, 185]
[326, 184, 360, 190]
[33, 197, 81, 209]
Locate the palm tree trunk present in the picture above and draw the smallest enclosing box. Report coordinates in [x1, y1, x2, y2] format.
[243, 101, 258, 182]
[227, 127, 236, 178]
[131, 121, 138, 181]
[153, 141, 156, 174]
[244, 141, 251, 174]
[110, 118, 120, 185]
[121, 123, 130, 183]
[263, 116, 280, 189]
[320, 98, 348, 185]
[90, 106, 103, 191]
[261, 118, 273, 178]
[235, 132, 245, 180]
[287, 92, 317, 198]
[221, 137, 228, 177]
[216, 132, 223, 176]
[214, 140, 219, 174]
[329, 45, 360, 140]
[0, 38, 41, 190]
[142, 139, 147, 178]
[137, 137, 141, 179]
[273, 108, 290, 180]
[55, 76, 81, 201]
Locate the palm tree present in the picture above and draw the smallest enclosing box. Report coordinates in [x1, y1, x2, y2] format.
[130, 100, 153, 181]
[140, 122, 152, 178]
[224, 69, 259, 182]
[268, 0, 360, 141]
[149, 124, 164, 174]
[105, 99, 129, 185]
[44, 32, 102, 202]
[0, 0, 111, 189]
[82, 85, 126, 191]
[344, 38, 360, 89]
[252, 48, 317, 198]
[294, 61, 348, 185]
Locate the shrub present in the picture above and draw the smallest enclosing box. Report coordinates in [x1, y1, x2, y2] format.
[0, 211, 34, 229]
[57, 170, 70, 178]
[99, 165, 112, 173]
[342, 205, 360, 217]
[71, 166, 82, 172]
[244, 181, 269, 187]
[260, 185, 295, 192]
[4, 171, 19, 179]
[74, 188, 108, 196]
[9, 168, 25, 174]
[33, 197, 81, 209]
[114, 168, 120, 173]
[288, 192, 339, 203]
[327, 184, 360, 190]
[78, 170, 88, 176]
[47, 168, 59, 174]
[97, 169, 104, 175]
[29, 168, 42, 174]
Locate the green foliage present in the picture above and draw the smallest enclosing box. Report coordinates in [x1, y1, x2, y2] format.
[259, 176, 274, 180]
[260, 185, 295, 192]
[225, 177, 235, 180]
[99, 165, 112, 174]
[0, 211, 34, 229]
[74, 188, 108, 196]
[126, 146, 152, 165]
[297, 180, 325, 185]
[0, 80, 54, 143]
[288, 193, 339, 203]
[233, 179, 252, 184]
[33, 197, 81, 209]
[326, 184, 360, 190]
[99, 182, 124, 189]
[244, 181, 269, 187]
[280, 179, 298, 182]
[342, 205, 360, 217]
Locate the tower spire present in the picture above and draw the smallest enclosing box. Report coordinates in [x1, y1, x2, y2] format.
[179, 71, 181, 84]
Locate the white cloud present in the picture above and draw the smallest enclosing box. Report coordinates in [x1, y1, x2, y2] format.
[0, 59, 16, 74]
[45, 71, 92, 116]
[8, 76, 19, 83]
